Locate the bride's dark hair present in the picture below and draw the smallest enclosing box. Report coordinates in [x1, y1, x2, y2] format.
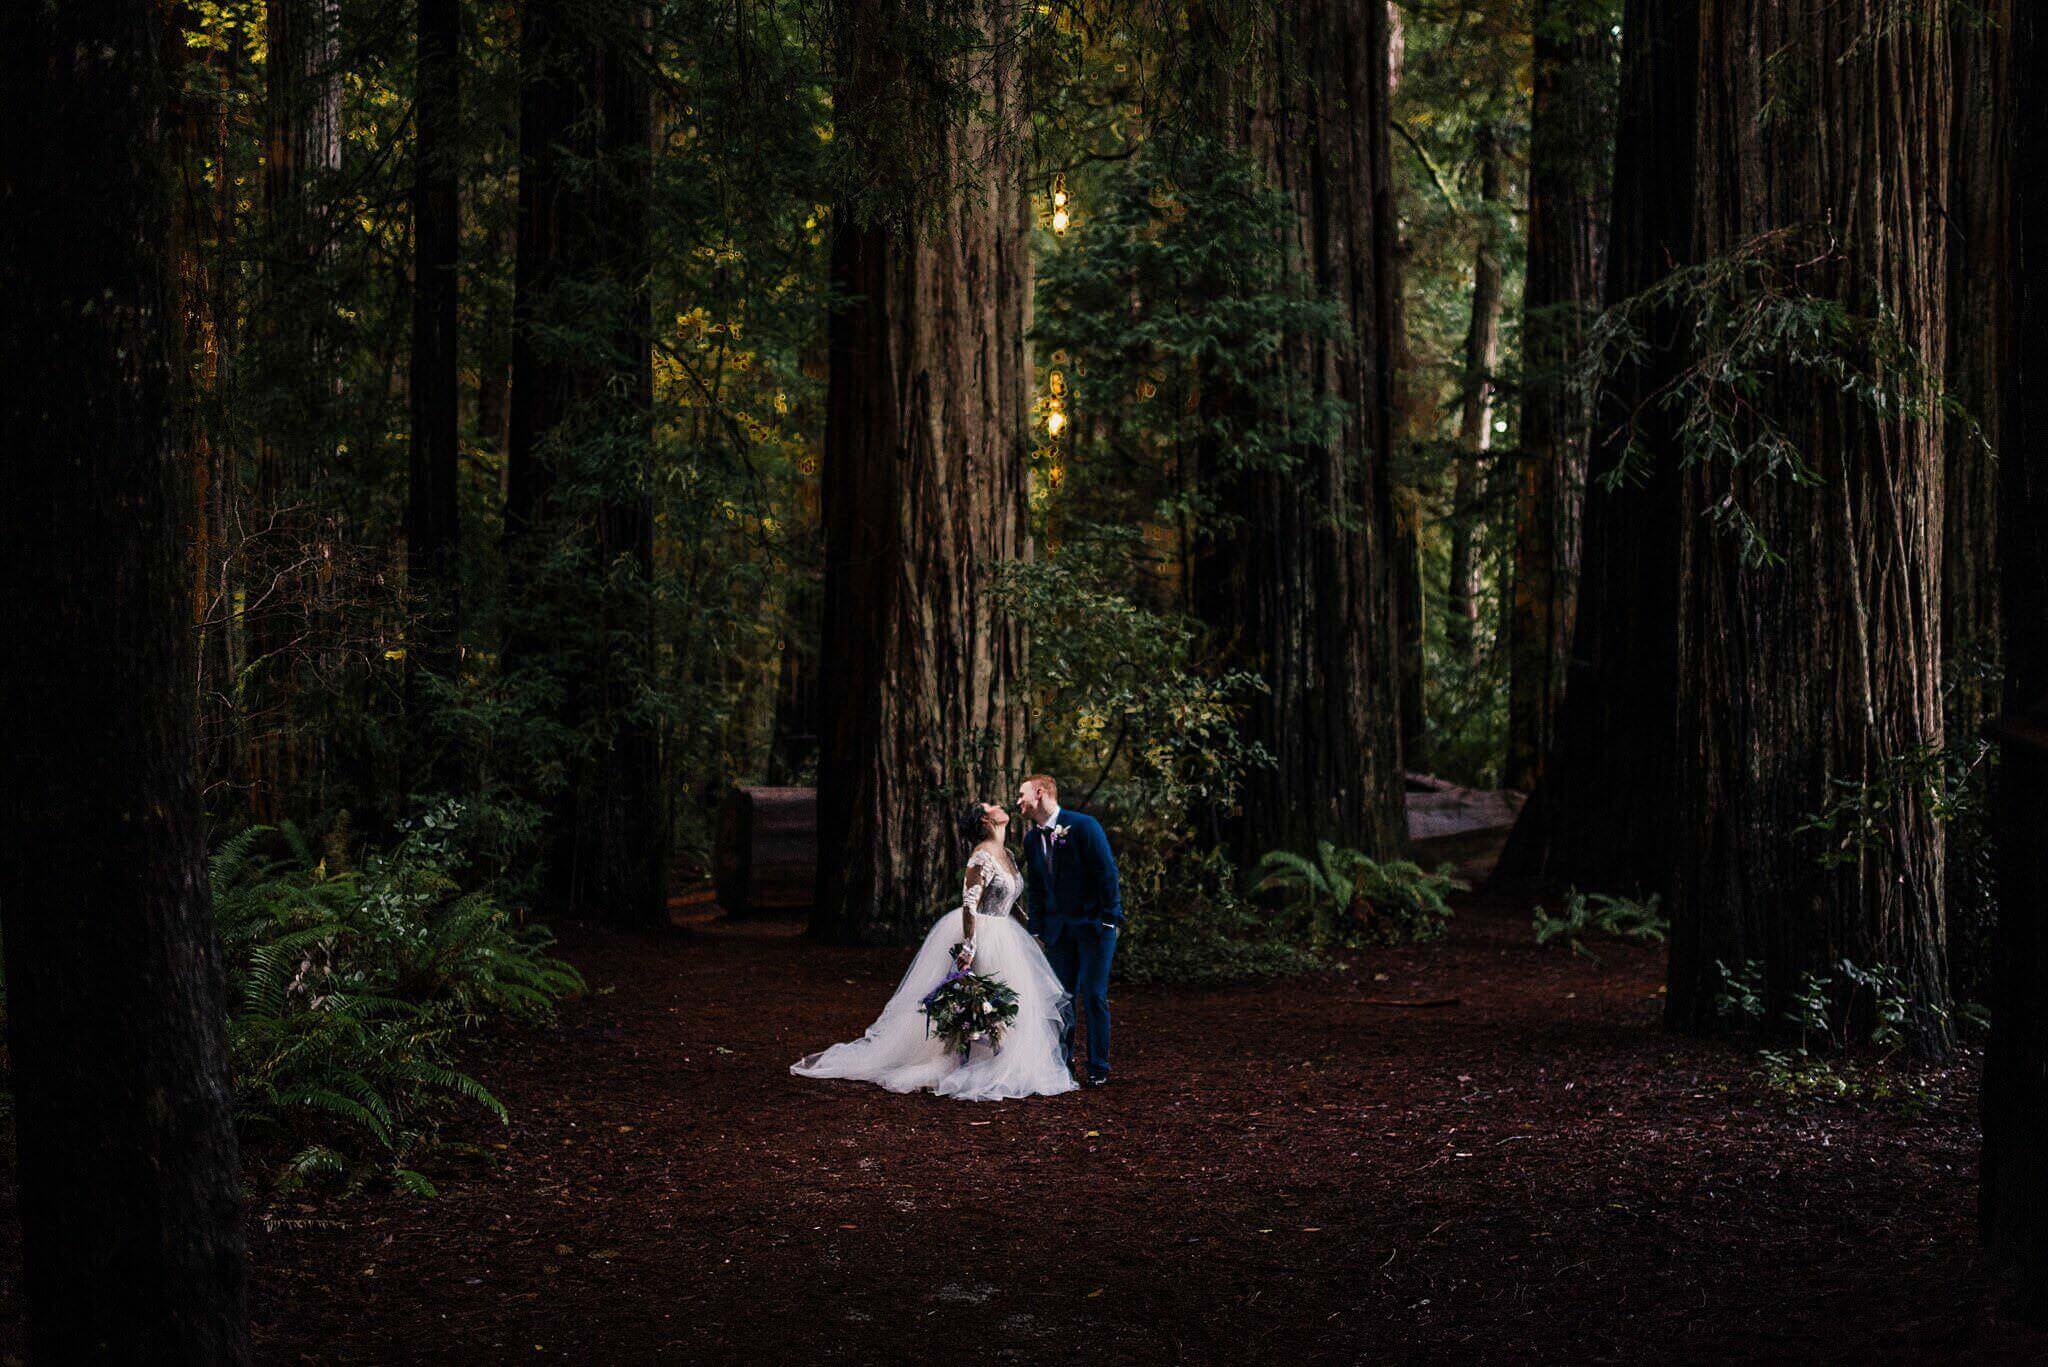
[956, 802, 990, 857]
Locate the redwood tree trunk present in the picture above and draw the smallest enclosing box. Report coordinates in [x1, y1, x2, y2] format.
[1447, 121, 1506, 666]
[1190, 0, 1407, 860]
[1387, 1, 1430, 775]
[1981, 0, 2048, 1305]
[1492, 0, 1693, 895]
[0, 2, 250, 1357]
[409, 0, 462, 678]
[1942, 0, 2010, 992]
[812, 0, 1031, 943]
[508, 0, 666, 925]
[1503, 0, 1614, 792]
[1665, 0, 1952, 1051]
[249, 0, 343, 817]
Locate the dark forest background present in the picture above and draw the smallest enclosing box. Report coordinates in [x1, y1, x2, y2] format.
[7, 0, 2048, 1357]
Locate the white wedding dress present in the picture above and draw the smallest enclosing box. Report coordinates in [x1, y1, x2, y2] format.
[792, 848, 1077, 1101]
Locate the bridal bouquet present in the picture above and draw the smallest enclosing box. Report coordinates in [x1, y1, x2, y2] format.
[920, 961, 1021, 1060]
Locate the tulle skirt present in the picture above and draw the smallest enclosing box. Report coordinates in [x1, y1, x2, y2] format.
[792, 911, 1078, 1101]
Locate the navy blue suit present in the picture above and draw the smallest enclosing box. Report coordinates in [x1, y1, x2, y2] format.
[1023, 809, 1121, 1079]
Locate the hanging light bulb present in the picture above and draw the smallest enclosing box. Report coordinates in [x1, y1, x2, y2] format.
[1051, 174, 1071, 235]
[1045, 368, 1068, 439]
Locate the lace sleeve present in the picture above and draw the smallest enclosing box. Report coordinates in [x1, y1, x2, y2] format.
[961, 850, 992, 917]
[955, 853, 992, 968]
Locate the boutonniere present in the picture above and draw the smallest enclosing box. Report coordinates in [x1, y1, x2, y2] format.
[1051, 823, 1072, 847]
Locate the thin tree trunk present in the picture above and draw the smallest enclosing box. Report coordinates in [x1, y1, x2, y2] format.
[508, 0, 667, 925]
[1493, 0, 1693, 895]
[1447, 121, 1505, 665]
[409, 0, 462, 679]
[1504, 0, 1614, 792]
[1665, 0, 1953, 1053]
[812, 0, 1031, 943]
[0, 2, 250, 1356]
[1981, 0, 2048, 1308]
[1387, 0, 1429, 775]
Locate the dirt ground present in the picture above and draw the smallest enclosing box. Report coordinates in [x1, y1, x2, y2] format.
[2, 892, 2044, 1364]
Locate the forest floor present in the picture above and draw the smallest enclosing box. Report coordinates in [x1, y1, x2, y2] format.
[4, 889, 2045, 1364]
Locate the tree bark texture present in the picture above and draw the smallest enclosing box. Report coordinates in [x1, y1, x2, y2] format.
[812, 0, 1032, 943]
[1492, 0, 1693, 896]
[1665, 0, 1953, 1051]
[1980, 0, 2048, 1305]
[1387, 0, 1431, 775]
[1942, 0, 2008, 728]
[1503, 1, 1614, 792]
[1187, 0, 1408, 860]
[0, 3, 251, 1357]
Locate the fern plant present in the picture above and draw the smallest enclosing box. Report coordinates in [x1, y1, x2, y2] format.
[214, 801, 583, 1195]
[1531, 890, 1669, 964]
[1253, 843, 1465, 949]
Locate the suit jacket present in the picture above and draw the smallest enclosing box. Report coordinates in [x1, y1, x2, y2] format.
[1023, 809, 1123, 943]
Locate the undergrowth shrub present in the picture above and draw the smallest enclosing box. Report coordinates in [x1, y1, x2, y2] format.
[214, 800, 583, 1194]
[1253, 843, 1464, 950]
[1116, 848, 1326, 986]
[1531, 890, 1668, 963]
[1712, 957, 1946, 1116]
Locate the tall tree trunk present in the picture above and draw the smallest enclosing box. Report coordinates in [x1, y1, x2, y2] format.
[262, 0, 342, 497]
[1387, 0, 1429, 775]
[1942, 0, 2010, 996]
[1447, 121, 1505, 666]
[811, 0, 1031, 943]
[1981, 0, 2048, 1308]
[1665, 0, 1953, 1052]
[508, 0, 667, 925]
[409, 0, 462, 679]
[0, 2, 250, 1357]
[1945, 2, 2008, 719]
[1492, 0, 1693, 895]
[1183, 0, 1407, 860]
[1503, 1, 1614, 792]
[249, 0, 344, 818]
[173, 13, 241, 804]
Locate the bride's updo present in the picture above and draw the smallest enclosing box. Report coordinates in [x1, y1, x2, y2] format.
[957, 802, 990, 856]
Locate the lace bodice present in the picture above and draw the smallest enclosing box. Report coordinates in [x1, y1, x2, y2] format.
[962, 847, 1024, 921]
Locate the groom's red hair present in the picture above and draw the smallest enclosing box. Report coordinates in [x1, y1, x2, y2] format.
[1024, 773, 1059, 799]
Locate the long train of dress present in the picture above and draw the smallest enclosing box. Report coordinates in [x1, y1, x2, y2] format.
[791, 861, 1076, 1101]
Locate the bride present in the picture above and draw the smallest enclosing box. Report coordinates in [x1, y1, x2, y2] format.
[791, 801, 1077, 1100]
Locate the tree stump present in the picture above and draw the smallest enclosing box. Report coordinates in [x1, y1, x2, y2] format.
[714, 786, 817, 915]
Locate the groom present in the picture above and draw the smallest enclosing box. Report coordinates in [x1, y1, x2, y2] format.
[1017, 774, 1122, 1087]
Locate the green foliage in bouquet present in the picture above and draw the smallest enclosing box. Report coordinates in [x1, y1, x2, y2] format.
[1531, 890, 1669, 964]
[1253, 843, 1465, 950]
[213, 800, 584, 1195]
[920, 969, 1021, 1059]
